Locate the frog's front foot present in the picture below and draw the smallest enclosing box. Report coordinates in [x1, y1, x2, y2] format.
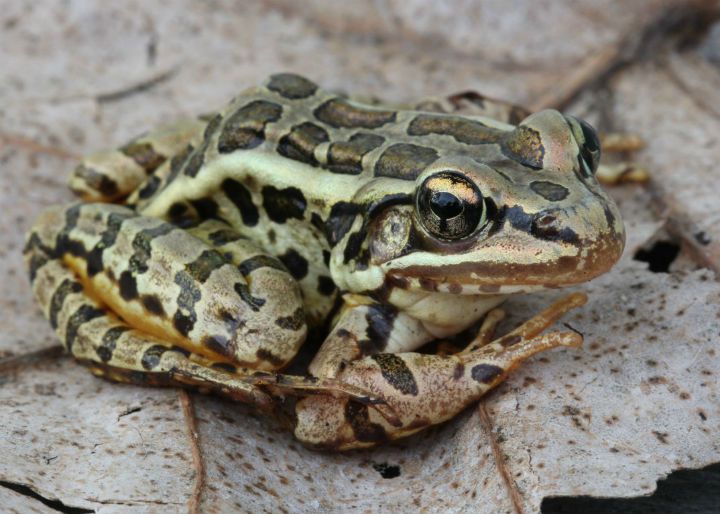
[596, 132, 649, 184]
[294, 293, 586, 451]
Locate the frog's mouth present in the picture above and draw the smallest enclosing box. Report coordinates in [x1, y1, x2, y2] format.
[384, 237, 622, 294]
[383, 202, 625, 295]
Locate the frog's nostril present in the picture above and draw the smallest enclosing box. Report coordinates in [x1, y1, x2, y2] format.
[533, 213, 556, 228]
[530, 211, 580, 245]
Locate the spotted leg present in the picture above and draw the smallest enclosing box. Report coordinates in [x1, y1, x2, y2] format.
[294, 293, 586, 450]
[24, 202, 398, 420]
[68, 117, 209, 202]
[347, 90, 531, 125]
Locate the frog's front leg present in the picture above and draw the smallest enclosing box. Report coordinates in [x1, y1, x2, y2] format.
[295, 294, 586, 450]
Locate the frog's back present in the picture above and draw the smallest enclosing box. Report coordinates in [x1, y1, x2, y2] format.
[227, 74, 519, 184]
[126, 73, 623, 325]
[135, 74, 524, 219]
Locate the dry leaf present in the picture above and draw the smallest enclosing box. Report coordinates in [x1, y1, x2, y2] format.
[2, 1, 719, 512]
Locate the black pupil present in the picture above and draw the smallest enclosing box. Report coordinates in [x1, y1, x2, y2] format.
[430, 192, 462, 219]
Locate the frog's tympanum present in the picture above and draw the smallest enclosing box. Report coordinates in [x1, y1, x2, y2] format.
[25, 74, 624, 450]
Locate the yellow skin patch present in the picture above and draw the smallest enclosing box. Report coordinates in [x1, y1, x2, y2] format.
[24, 74, 624, 450]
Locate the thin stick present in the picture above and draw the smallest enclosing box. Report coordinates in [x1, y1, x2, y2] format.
[179, 390, 205, 514]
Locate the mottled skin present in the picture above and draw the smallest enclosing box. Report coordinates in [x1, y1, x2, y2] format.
[24, 74, 624, 450]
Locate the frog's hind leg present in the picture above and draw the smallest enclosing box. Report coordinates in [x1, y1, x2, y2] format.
[69, 117, 209, 203]
[24, 202, 395, 420]
[26, 252, 393, 420]
[25, 248, 276, 409]
[347, 90, 530, 125]
[24, 206, 278, 408]
[25, 202, 310, 370]
[295, 293, 586, 450]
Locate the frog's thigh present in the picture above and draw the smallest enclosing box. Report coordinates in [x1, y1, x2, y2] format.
[184, 219, 308, 368]
[69, 117, 208, 202]
[346, 92, 529, 125]
[27, 255, 273, 406]
[25, 203, 306, 372]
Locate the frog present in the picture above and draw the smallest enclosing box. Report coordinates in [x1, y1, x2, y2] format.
[24, 73, 625, 451]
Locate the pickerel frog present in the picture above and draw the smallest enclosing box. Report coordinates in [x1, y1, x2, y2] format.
[24, 74, 624, 450]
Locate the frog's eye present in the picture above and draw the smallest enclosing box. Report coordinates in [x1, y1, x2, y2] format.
[566, 116, 601, 175]
[417, 171, 485, 240]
